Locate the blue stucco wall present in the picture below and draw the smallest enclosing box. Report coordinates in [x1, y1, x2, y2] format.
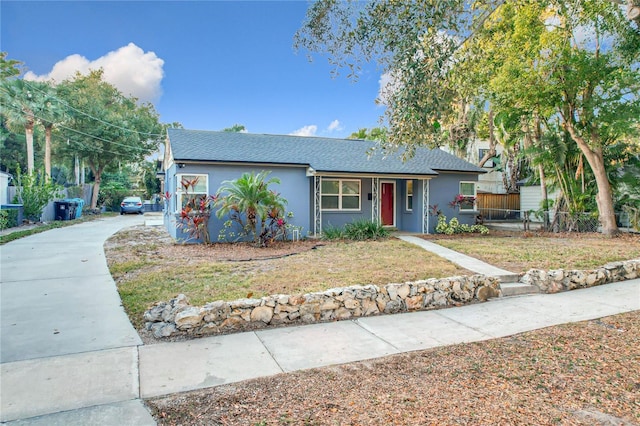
[164, 165, 480, 240]
[318, 178, 373, 230]
[164, 163, 311, 242]
[398, 179, 423, 233]
[428, 172, 480, 233]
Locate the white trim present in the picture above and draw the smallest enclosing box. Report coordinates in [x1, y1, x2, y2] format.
[380, 180, 396, 227]
[405, 180, 414, 212]
[422, 179, 430, 234]
[314, 175, 322, 236]
[459, 181, 478, 211]
[321, 178, 361, 211]
[371, 177, 380, 224]
[175, 173, 209, 213]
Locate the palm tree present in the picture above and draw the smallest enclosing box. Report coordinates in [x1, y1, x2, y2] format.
[215, 171, 287, 244]
[0, 79, 41, 174]
[33, 82, 66, 179]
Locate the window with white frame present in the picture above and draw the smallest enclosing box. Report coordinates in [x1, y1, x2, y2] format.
[176, 174, 209, 212]
[321, 179, 361, 210]
[406, 180, 414, 211]
[478, 148, 495, 168]
[459, 181, 477, 211]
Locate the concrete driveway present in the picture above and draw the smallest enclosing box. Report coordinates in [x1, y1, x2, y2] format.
[0, 215, 155, 424]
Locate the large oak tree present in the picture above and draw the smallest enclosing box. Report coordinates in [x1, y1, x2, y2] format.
[296, 0, 640, 235]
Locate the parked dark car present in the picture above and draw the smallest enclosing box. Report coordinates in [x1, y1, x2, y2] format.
[120, 196, 144, 215]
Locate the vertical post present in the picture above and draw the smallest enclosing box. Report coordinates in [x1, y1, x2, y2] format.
[314, 175, 322, 237]
[371, 177, 380, 224]
[422, 179, 429, 234]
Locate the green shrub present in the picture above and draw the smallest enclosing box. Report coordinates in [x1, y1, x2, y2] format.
[0, 210, 8, 230]
[98, 182, 131, 212]
[321, 224, 345, 240]
[12, 170, 62, 221]
[344, 219, 390, 240]
[435, 214, 489, 235]
[323, 220, 389, 241]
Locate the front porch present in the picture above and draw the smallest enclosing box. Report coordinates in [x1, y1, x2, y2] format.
[311, 175, 433, 237]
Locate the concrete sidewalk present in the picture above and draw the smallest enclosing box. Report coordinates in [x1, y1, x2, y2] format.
[2, 218, 639, 425]
[137, 279, 639, 399]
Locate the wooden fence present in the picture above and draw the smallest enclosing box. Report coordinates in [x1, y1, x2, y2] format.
[476, 193, 520, 220]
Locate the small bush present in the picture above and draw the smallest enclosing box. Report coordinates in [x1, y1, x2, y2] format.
[12, 170, 62, 221]
[344, 219, 390, 240]
[323, 220, 389, 241]
[435, 214, 489, 235]
[98, 182, 131, 212]
[0, 210, 8, 230]
[322, 224, 345, 240]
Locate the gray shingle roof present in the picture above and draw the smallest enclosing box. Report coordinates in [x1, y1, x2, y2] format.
[168, 129, 485, 175]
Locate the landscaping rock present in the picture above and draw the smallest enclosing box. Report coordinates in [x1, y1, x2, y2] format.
[251, 306, 274, 323]
[142, 259, 639, 338]
[175, 307, 204, 330]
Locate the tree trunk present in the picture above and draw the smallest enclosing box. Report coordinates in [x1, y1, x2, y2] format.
[564, 122, 619, 235]
[25, 124, 34, 174]
[45, 125, 52, 179]
[478, 109, 497, 168]
[90, 165, 103, 210]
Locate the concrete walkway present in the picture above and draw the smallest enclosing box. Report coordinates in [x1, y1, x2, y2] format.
[397, 235, 520, 282]
[1, 218, 639, 424]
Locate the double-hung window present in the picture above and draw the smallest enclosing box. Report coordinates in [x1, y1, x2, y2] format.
[406, 180, 414, 212]
[321, 179, 360, 211]
[176, 174, 209, 212]
[478, 148, 494, 168]
[459, 181, 477, 211]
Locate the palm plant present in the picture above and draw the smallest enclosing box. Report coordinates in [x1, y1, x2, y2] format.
[214, 171, 287, 245]
[0, 79, 41, 174]
[33, 81, 66, 179]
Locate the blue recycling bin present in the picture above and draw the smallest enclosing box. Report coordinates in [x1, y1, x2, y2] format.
[67, 198, 84, 219]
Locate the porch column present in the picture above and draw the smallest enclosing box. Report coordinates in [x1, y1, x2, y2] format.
[371, 177, 380, 224]
[422, 179, 430, 234]
[314, 175, 322, 236]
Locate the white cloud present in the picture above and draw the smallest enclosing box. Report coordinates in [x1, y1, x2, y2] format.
[24, 43, 164, 103]
[377, 71, 400, 106]
[327, 119, 342, 132]
[289, 125, 318, 137]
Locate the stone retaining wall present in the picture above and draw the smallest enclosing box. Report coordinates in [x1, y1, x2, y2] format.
[144, 275, 501, 338]
[521, 259, 640, 293]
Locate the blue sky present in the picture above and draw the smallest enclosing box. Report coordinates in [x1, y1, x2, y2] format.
[1, 1, 385, 138]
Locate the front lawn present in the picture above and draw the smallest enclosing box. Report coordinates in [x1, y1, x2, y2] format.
[429, 231, 640, 273]
[105, 226, 469, 329]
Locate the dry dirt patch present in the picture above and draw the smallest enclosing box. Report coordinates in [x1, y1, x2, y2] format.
[147, 311, 640, 425]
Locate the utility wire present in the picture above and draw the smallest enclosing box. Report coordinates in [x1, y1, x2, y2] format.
[2, 101, 160, 155]
[17, 78, 165, 138]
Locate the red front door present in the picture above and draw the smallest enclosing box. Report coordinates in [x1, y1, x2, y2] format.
[381, 182, 394, 226]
